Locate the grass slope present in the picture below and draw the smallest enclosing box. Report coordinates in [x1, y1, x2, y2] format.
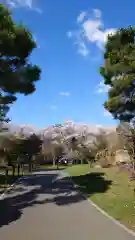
[66, 164, 135, 231]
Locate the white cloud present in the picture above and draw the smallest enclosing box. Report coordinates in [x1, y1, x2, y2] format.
[67, 8, 116, 56]
[93, 9, 102, 18]
[95, 80, 111, 94]
[104, 109, 112, 117]
[6, 0, 42, 13]
[77, 11, 87, 23]
[59, 92, 71, 97]
[77, 40, 89, 56]
[67, 30, 89, 56]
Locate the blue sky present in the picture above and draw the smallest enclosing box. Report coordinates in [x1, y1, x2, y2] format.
[4, 0, 133, 128]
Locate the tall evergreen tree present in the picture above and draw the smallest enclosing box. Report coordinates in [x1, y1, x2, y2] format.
[100, 26, 135, 122]
[0, 4, 41, 122]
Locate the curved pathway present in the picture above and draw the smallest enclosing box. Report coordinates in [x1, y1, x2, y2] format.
[0, 169, 135, 240]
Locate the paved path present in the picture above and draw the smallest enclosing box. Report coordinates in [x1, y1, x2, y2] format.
[0, 169, 135, 240]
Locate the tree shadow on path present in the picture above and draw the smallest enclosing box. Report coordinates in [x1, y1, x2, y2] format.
[0, 171, 112, 228]
[0, 174, 19, 194]
[71, 172, 112, 196]
[31, 172, 112, 206]
[0, 173, 58, 228]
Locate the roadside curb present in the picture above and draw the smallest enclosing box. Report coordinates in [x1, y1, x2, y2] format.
[64, 171, 135, 237]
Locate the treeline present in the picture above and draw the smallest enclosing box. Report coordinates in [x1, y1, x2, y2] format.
[0, 132, 43, 176]
[0, 120, 135, 177]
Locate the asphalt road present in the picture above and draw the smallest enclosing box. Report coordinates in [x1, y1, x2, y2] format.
[0, 169, 135, 240]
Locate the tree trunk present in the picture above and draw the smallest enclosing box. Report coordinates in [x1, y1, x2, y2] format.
[89, 160, 93, 168]
[12, 165, 15, 176]
[22, 164, 24, 175]
[133, 156, 135, 171]
[28, 156, 32, 172]
[4, 168, 8, 187]
[29, 162, 32, 172]
[5, 168, 8, 177]
[17, 164, 20, 176]
[53, 156, 55, 166]
[132, 140, 135, 172]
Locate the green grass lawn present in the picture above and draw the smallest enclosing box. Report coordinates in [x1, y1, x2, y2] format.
[37, 164, 66, 170]
[66, 164, 135, 231]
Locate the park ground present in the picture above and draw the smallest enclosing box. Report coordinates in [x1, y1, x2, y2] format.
[66, 164, 135, 231]
[0, 164, 135, 236]
[0, 168, 135, 240]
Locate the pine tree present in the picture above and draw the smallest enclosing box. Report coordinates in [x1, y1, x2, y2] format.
[100, 26, 135, 122]
[0, 4, 41, 122]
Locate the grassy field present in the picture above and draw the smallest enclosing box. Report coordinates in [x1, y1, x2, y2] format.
[37, 164, 65, 170]
[66, 164, 135, 231]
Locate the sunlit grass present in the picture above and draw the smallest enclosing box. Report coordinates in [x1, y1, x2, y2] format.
[66, 164, 135, 231]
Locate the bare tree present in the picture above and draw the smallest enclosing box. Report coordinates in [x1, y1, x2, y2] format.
[93, 130, 108, 153]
